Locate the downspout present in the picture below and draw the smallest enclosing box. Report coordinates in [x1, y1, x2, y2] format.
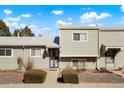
[96, 27, 100, 70]
[22, 45, 25, 67]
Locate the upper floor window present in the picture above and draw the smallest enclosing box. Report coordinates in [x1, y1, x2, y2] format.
[0, 48, 13, 57]
[30, 48, 43, 57]
[73, 32, 88, 42]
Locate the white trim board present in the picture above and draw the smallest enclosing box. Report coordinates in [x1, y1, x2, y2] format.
[60, 55, 98, 57]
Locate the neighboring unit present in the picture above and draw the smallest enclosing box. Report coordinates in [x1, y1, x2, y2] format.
[60, 25, 124, 69]
[0, 37, 60, 69]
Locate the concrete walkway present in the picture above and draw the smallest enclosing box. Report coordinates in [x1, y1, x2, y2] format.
[113, 71, 124, 78]
[43, 70, 59, 85]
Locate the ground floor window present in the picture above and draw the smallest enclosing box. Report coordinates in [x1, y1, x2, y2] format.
[72, 59, 86, 68]
[72, 59, 78, 67]
[0, 48, 13, 57]
[30, 48, 43, 57]
[105, 50, 114, 63]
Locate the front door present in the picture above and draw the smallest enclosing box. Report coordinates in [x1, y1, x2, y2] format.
[49, 49, 59, 68]
[50, 59, 58, 68]
[105, 50, 115, 68]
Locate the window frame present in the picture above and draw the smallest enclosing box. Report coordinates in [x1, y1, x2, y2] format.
[30, 48, 43, 57]
[0, 48, 13, 57]
[71, 58, 86, 68]
[72, 31, 88, 42]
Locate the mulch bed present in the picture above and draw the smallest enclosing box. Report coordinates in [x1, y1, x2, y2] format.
[79, 70, 124, 83]
[0, 70, 24, 84]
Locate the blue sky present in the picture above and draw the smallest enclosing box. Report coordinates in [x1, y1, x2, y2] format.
[0, 5, 124, 36]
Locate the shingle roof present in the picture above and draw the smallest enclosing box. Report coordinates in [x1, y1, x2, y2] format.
[0, 36, 60, 48]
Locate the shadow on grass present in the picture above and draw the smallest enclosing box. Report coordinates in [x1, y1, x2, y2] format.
[57, 77, 63, 83]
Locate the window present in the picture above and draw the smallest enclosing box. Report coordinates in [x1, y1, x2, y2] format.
[72, 59, 78, 67]
[73, 32, 88, 42]
[72, 59, 86, 68]
[0, 48, 12, 57]
[30, 48, 42, 57]
[73, 33, 80, 41]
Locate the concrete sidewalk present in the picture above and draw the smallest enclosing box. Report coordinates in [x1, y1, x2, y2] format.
[0, 83, 124, 88]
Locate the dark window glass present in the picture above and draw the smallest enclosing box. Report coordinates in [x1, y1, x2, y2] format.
[73, 33, 80, 41]
[6, 49, 11, 56]
[73, 60, 78, 67]
[0, 49, 5, 56]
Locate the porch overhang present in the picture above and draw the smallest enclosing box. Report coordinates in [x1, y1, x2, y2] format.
[102, 45, 123, 52]
[60, 55, 99, 57]
[101, 44, 123, 56]
[105, 46, 123, 51]
[46, 45, 60, 48]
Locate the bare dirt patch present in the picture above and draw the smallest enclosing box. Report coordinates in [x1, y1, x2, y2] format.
[0, 70, 24, 84]
[79, 70, 124, 83]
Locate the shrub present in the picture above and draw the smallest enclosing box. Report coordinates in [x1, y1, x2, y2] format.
[26, 58, 34, 70]
[24, 69, 47, 83]
[62, 68, 79, 84]
[17, 57, 24, 70]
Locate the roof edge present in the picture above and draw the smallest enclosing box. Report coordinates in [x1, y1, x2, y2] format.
[59, 25, 100, 30]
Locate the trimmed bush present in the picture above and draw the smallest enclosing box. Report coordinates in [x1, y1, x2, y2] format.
[24, 69, 47, 83]
[62, 68, 79, 84]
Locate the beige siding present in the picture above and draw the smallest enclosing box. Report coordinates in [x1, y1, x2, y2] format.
[60, 30, 99, 56]
[0, 47, 49, 70]
[0, 48, 23, 69]
[99, 31, 124, 68]
[23, 48, 49, 69]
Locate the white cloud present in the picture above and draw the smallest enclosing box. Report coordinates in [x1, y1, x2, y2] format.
[21, 14, 31, 18]
[80, 12, 111, 23]
[41, 27, 51, 31]
[56, 20, 72, 25]
[4, 16, 20, 22]
[29, 25, 41, 35]
[122, 17, 124, 20]
[38, 13, 42, 16]
[9, 22, 19, 29]
[10, 22, 26, 29]
[4, 13, 31, 23]
[68, 17, 72, 21]
[3, 9, 12, 15]
[121, 5, 124, 12]
[52, 10, 63, 15]
[87, 23, 104, 26]
[80, 7, 91, 10]
[20, 23, 26, 28]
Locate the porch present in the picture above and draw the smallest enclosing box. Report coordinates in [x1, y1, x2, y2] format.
[101, 44, 123, 68]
